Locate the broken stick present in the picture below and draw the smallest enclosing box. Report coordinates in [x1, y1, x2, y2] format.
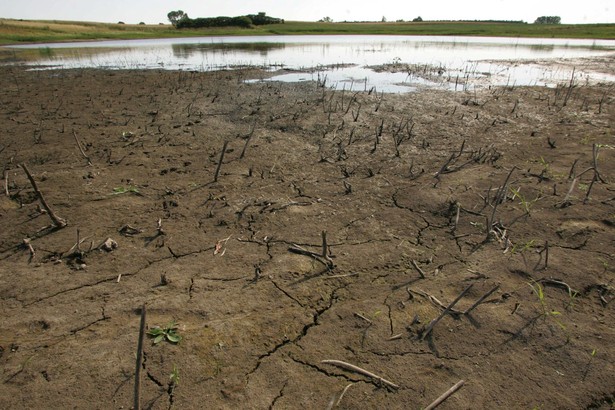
[20, 163, 67, 228]
[424, 379, 465, 410]
[421, 284, 473, 340]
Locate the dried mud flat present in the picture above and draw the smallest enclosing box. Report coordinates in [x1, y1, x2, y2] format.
[0, 60, 614, 410]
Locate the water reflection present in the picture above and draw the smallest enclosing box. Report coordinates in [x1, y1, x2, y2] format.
[528, 44, 555, 52]
[171, 42, 286, 58]
[2, 35, 614, 92]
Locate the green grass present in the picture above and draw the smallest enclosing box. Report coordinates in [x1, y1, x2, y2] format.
[1, 18, 614, 45]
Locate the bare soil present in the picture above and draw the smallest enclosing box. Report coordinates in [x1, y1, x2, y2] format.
[0, 60, 614, 409]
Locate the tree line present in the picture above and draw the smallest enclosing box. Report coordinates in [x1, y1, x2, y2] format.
[534, 16, 561, 24]
[167, 11, 284, 29]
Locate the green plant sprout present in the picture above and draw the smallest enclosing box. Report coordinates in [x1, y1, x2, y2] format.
[528, 282, 566, 331]
[598, 258, 610, 272]
[147, 321, 182, 344]
[170, 364, 180, 386]
[565, 287, 580, 311]
[509, 187, 540, 214]
[582, 349, 598, 381]
[112, 186, 140, 195]
[511, 239, 536, 255]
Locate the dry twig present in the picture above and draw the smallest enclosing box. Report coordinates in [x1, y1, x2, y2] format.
[424, 380, 465, 410]
[421, 284, 473, 340]
[20, 163, 67, 229]
[321, 360, 399, 390]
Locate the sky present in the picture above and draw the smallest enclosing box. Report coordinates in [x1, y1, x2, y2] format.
[0, 0, 613, 25]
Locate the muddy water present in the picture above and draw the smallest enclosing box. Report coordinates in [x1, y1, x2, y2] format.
[3, 35, 615, 92]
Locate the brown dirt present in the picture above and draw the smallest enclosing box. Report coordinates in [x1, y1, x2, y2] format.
[0, 61, 614, 410]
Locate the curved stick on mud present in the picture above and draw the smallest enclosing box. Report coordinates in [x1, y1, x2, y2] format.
[20, 163, 67, 229]
[321, 359, 399, 390]
[424, 379, 465, 410]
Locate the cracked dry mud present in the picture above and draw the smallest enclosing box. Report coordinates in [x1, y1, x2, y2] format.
[0, 60, 614, 409]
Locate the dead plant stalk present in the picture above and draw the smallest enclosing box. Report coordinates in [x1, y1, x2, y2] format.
[321, 360, 399, 390]
[134, 304, 146, 410]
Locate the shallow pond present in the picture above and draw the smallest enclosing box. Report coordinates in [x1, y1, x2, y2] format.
[3, 35, 615, 92]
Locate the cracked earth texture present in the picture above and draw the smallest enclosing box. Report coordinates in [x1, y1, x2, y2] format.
[0, 60, 614, 409]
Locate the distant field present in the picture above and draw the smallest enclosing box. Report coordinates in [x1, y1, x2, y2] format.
[1, 18, 614, 45]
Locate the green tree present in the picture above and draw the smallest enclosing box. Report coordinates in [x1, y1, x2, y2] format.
[534, 16, 561, 24]
[168, 10, 188, 27]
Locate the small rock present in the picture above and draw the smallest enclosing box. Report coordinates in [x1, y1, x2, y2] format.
[100, 238, 118, 252]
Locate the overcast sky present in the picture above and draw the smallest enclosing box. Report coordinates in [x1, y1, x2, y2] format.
[0, 0, 613, 25]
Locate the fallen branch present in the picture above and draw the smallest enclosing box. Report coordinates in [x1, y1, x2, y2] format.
[20, 163, 67, 229]
[424, 380, 465, 410]
[321, 359, 399, 390]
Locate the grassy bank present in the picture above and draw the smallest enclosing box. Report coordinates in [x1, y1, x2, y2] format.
[1, 18, 614, 45]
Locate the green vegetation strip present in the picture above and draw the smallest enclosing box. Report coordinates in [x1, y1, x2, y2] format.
[1, 19, 615, 45]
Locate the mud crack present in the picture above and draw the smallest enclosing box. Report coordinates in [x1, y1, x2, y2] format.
[268, 380, 288, 410]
